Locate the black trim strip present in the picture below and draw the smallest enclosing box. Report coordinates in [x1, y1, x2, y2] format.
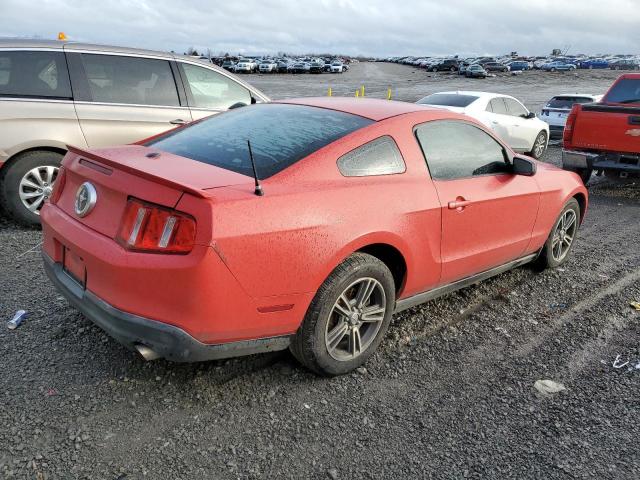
[394, 254, 538, 313]
[582, 103, 640, 115]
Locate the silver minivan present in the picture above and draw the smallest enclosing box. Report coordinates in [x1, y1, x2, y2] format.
[0, 39, 269, 225]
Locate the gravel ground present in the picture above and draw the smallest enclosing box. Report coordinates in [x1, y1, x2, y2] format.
[1, 63, 639, 479]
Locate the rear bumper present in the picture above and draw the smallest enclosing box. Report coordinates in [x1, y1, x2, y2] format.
[43, 253, 290, 362]
[549, 125, 564, 139]
[563, 149, 640, 173]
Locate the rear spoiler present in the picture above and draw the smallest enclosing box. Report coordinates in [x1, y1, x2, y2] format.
[66, 145, 209, 199]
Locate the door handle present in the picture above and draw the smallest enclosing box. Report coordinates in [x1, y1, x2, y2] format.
[448, 199, 472, 210]
[170, 118, 187, 125]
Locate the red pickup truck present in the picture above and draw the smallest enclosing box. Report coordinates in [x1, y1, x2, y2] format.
[562, 73, 640, 184]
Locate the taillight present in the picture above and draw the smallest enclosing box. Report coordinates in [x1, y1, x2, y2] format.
[116, 198, 196, 254]
[49, 167, 66, 205]
[563, 104, 581, 149]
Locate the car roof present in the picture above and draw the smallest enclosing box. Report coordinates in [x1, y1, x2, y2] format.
[426, 91, 512, 100]
[277, 97, 440, 121]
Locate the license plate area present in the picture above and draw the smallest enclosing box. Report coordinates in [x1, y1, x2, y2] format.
[63, 246, 86, 288]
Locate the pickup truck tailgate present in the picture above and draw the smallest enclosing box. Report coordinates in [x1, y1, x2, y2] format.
[571, 104, 640, 154]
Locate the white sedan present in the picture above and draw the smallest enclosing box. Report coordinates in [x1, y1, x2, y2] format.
[416, 91, 550, 158]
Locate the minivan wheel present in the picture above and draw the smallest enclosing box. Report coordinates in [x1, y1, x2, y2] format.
[290, 253, 395, 376]
[0, 150, 63, 227]
[536, 199, 580, 269]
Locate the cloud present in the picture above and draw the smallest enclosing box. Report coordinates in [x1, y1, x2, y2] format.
[1, 0, 638, 56]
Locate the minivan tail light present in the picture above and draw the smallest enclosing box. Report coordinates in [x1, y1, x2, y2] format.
[563, 104, 581, 148]
[116, 198, 196, 254]
[49, 167, 66, 205]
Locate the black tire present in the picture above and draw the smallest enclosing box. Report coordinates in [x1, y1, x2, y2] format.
[528, 131, 548, 159]
[550, 68, 556, 72]
[536, 199, 580, 270]
[290, 253, 396, 376]
[431, 67, 438, 72]
[569, 168, 593, 185]
[0, 150, 63, 227]
[450, 66, 456, 72]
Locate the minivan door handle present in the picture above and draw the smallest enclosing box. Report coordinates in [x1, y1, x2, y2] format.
[170, 118, 187, 125]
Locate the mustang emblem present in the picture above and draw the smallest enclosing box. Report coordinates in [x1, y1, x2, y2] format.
[74, 182, 98, 217]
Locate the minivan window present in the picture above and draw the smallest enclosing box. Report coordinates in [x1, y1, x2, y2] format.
[604, 79, 640, 104]
[0, 51, 72, 99]
[417, 93, 478, 107]
[80, 54, 180, 106]
[416, 120, 509, 180]
[180, 63, 251, 109]
[148, 104, 373, 179]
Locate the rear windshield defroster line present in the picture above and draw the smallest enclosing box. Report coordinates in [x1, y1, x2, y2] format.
[147, 104, 374, 179]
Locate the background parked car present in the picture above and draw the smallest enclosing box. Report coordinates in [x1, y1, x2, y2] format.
[579, 59, 609, 69]
[465, 64, 488, 78]
[542, 61, 577, 72]
[221, 59, 236, 71]
[609, 59, 640, 70]
[309, 59, 324, 74]
[417, 91, 550, 158]
[234, 59, 257, 73]
[483, 62, 509, 72]
[0, 39, 269, 225]
[508, 61, 530, 71]
[330, 61, 344, 73]
[258, 60, 277, 73]
[541, 94, 602, 139]
[430, 59, 459, 72]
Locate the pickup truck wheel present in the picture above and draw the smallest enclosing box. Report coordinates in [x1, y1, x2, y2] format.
[290, 253, 395, 376]
[0, 150, 63, 227]
[529, 131, 548, 159]
[536, 199, 580, 269]
[571, 168, 593, 184]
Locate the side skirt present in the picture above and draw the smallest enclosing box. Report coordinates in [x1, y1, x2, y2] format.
[394, 253, 538, 313]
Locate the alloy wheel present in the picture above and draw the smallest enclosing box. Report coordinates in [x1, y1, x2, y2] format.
[324, 277, 386, 361]
[533, 133, 547, 158]
[551, 209, 577, 262]
[18, 166, 58, 214]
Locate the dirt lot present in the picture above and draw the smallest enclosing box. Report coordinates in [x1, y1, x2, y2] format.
[1, 62, 639, 479]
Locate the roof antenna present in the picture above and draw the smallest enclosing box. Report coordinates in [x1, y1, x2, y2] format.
[247, 140, 263, 196]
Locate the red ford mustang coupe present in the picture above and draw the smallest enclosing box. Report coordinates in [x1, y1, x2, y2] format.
[41, 98, 587, 376]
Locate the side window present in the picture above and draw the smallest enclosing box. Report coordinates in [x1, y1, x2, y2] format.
[180, 63, 251, 110]
[80, 54, 179, 106]
[504, 98, 528, 117]
[488, 98, 508, 115]
[415, 121, 509, 180]
[337, 136, 405, 177]
[0, 51, 72, 99]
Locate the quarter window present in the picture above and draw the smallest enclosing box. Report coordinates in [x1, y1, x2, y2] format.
[180, 63, 251, 109]
[0, 51, 71, 99]
[80, 54, 179, 106]
[415, 120, 509, 180]
[337, 136, 405, 177]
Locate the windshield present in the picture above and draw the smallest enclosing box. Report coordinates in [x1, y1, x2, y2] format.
[148, 104, 374, 179]
[417, 93, 479, 107]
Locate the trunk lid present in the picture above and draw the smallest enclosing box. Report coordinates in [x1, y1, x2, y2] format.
[56, 145, 251, 238]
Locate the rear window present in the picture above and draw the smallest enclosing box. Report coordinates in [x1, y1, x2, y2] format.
[417, 93, 478, 107]
[547, 96, 594, 109]
[0, 51, 72, 99]
[148, 104, 373, 179]
[605, 79, 640, 104]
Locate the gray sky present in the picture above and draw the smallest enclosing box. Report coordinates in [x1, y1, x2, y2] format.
[2, 0, 639, 57]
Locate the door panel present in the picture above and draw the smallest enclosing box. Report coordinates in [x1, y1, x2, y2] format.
[72, 53, 192, 147]
[433, 174, 539, 283]
[74, 103, 192, 147]
[415, 119, 540, 285]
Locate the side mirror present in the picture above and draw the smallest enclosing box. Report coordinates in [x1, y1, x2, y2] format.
[512, 156, 536, 176]
[524, 111, 536, 119]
